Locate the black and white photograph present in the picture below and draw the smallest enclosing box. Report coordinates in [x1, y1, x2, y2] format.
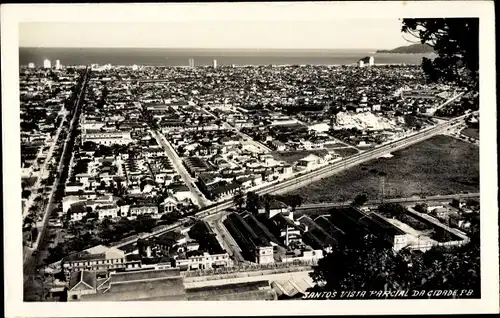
[2, 1, 498, 316]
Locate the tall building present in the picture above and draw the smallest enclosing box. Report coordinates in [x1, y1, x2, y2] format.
[55, 60, 61, 70]
[28, 62, 35, 69]
[43, 59, 51, 69]
[369, 56, 375, 66]
[358, 60, 365, 68]
[213, 59, 217, 69]
[188, 58, 195, 68]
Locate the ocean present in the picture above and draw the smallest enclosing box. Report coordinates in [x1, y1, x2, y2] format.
[19, 47, 434, 67]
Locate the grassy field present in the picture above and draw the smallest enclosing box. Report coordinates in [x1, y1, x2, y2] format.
[324, 143, 348, 149]
[332, 147, 359, 158]
[461, 127, 479, 140]
[287, 135, 479, 203]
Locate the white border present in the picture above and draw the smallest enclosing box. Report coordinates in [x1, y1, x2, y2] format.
[2, 1, 498, 316]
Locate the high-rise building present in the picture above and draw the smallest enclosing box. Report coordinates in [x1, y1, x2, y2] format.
[213, 59, 217, 69]
[28, 62, 35, 69]
[55, 60, 61, 70]
[358, 60, 365, 68]
[369, 56, 375, 66]
[43, 59, 51, 69]
[188, 58, 195, 68]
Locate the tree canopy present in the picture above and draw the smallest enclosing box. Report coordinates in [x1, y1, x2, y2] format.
[402, 18, 479, 90]
[308, 234, 480, 299]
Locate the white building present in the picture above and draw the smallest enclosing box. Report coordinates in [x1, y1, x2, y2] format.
[96, 204, 120, 219]
[358, 60, 365, 68]
[369, 56, 375, 66]
[213, 59, 217, 69]
[176, 252, 231, 270]
[55, 60, 61, 70]
[28, 62, 35, 69]
[43, 59, 51, 69]
[82, 130, 133, 146]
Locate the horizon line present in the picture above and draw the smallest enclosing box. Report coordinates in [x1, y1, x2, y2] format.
[19, 46, 387, 51]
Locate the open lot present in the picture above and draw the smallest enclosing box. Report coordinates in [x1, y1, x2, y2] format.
[331, 147, 359, 158]
[271, 150, 328, 165]
[287, 135, 479, 203]
[461, 127, 479, 140]
[324, 143, 348, 149]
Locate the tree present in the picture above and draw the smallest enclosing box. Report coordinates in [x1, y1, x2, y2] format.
[31, 227, 39, 241]
[288, 194, 303, 211]
[233, 187, 245, 211]
[309, 235, 481, 298]
[22, 189, 31, 199]
[402, 18, 479, 90]
[414, 203, 429, 213]
[379, 203, 408, 220]
[246, 191, 260, 213]
[54, 271, 66, 282]
[309, 234, 406, 295]
[101, 217, 112, 229]
[352, 193, 368, 207]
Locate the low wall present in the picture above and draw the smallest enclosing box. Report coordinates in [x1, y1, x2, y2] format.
[183, 265, 313, 283]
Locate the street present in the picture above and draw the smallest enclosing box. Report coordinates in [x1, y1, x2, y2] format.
[206, 212, 245, 263]
[294, 193, 480, 211]
[151, 130, 210, 207]
[197, 105, 272, 153]
[22, 108, 69, 218]
[24, 68, 90, 300]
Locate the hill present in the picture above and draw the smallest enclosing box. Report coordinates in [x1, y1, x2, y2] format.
[377, 43, 434, 54]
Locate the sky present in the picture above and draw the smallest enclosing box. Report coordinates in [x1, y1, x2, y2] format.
[19, 19, 410, 50]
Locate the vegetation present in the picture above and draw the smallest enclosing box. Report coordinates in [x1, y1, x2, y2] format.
[286, 135, 479, 203]
[377, 43, 435, 54]
[402, 18, 479, 90]
[233, 187, 246, 211]
[308, 234, 480, 298]
[352, 193, 368, 207]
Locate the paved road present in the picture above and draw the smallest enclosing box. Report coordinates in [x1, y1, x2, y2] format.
[198, 105, 272, 153]
[151, 130, 210, 207]
[23, 109, 69, 218]
[430, 92, 465, 115]
[105, 109, 474, 252]
[206, 212, 245, 263]
[295, 193, 480, 211]
[24, 68, 90, 292]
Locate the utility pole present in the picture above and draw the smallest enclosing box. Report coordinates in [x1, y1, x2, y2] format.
[380, 175, 386, 204]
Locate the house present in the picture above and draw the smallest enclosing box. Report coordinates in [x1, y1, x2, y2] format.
[69, 202, 88, 222]
[63, 245, 126, 273]
[163, 196, 179, 213]
[96, 204, 120, 219]
[297, 154, 324, 169]
[174, 252, 231, 271]
[271, 140, 286, 151]
[432, 207, 449, 220]
[258, 199, 289, 219]
[171, 184, 193, 203]
[270, 212, 303, 246]
[129, 204, 159, 218]
[68, 268, 186, 301]
[63, 196, 88, 213]
[67, 271, 97, 301]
